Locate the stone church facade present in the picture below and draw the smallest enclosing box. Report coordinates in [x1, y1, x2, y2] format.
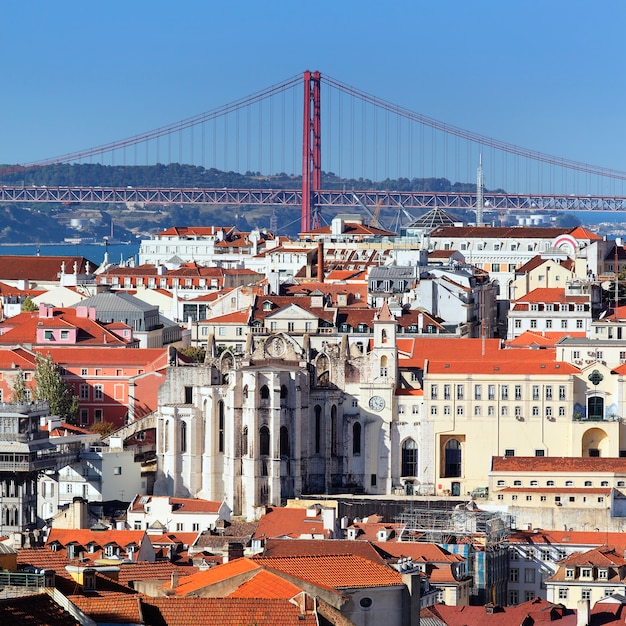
[153, 304, 408, 520]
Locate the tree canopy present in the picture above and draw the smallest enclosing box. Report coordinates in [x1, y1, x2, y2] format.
[33, 353, 79, 424]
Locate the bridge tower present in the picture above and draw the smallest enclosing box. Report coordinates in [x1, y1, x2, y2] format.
[302, 70, 321, 233]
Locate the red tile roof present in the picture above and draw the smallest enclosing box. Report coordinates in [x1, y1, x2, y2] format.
[0, 308, 131, 347]
[140, 597, 318, 626]
[491, 456, 626, 473]
[506, 330, 586, 348]
[253, 554, 403, 589]
[0, 593, 81, 625]
[169, 557, 260, 596]
[513, 287, 589, 305]
[228, 569, 303, 598]
[509, 529, 626, 547]
[569, 226, 602, 241]
[253, 506, 333, 540]
[399, 338, 577, 375]
[129, 494, 223, 514]
[69, 595, 143, 624]
[0, 255, 96, 282]
[262, 538, 386, 564]
[422, 597, 575, 625]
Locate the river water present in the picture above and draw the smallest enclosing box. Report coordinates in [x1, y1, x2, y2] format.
[0, 242, 141, 266]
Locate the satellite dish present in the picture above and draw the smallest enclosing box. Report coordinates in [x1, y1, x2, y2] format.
[601, 281, 612, 291]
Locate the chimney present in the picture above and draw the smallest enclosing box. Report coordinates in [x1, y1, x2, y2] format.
[226, 542, 244, 562]
[317, 241, 324, 283]
[576, 599, 590, 626]
[170, 570, 179, 589]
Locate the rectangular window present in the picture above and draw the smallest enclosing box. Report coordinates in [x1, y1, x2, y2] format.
[501, 385, 508, 400]
[94, 385, 103, 400]
[530, 319, 537, 328]
[176, 523, 184, 531]
[113, 467, 122, 475]
[515, 385, 522, 400]
[60, 330, 70, 340]
[559, 386, 566, 400]
[546, 319, 552, 328]
[488, 385, 495, 401]
[456, 385, 464, 400]
[524, 569, 535, 583]
[561, 319, 568, 329]
[431, 385, 438, 400]
[532, 386, 539, 401]
[545, 386, 552, 400]
[514, 319, 521, 329]
[94, 409, 103, 423]
[474, 385, 481, 400]
[192, 523, 200, 532]
[443, 385, 450, 400]
[558, 588, 568, 600]
[510, 568, 519, 582]
[80, 384, 89, 400]
[509, 590, 518, 605]
[505, 449, 515, 457]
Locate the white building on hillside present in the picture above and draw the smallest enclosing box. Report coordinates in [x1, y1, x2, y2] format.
[127, 494, 230, 533]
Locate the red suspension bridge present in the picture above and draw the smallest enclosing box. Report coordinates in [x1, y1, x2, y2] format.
[2, 70, 626, 232]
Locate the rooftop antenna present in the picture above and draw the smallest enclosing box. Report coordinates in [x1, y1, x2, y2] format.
[476, 154, 484, 227]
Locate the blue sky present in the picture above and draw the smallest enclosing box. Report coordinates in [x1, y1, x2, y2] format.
[1, 1, 624, 181]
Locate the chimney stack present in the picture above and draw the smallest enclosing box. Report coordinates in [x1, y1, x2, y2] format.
[317, 241, 324, 283]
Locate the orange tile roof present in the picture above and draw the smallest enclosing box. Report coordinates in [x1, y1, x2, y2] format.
[509, 529, 626, 547]
[69, 595, 143, 624]
[513, 287, 589, 304]
[491, 456, 626, 473]
[228, 569, 303, 598]
[506, 330, 586, 348]
[398, 338, 577, 375]
[169, 557, 260, 596]
[155, 226, 232, 237]
[0, 593, 81, 625]
[129, 494, 223, 514]
[200, 308, 250, 324]
[253, 554, 403, 589]
[569, 226, 602, 241]
[253, 506, 333, 540]
[373, 541, 465, 565]
[38, 347, 167, 366]
[0, 308, 131, 346]
[262, 538, 386, 564]
[423, 597, 574, 625]
[430, 225, 569, 239]
[47, 528, 148, 551]
[140, 597, 318, 626]
[0, 255, 96, 282]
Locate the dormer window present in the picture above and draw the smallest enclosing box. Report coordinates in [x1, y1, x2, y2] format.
[565, 568, 575, 579]
[105, 543, 119, 558]
[263, 301, 273, 311]
[599, 569, 608, 579]
[581, 567, 592, 578]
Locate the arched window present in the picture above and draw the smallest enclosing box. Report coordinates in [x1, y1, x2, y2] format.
[353, 422, 361, 455]
[260, 385, 270, 400]
[218, 401, 225, 453]
[381, 329, 388, 343]
[260, 425, 270, 456]
[402, 438, 418, 477]
[314, 405, 322, 454]
[444, 439, 461, 477]
[380, 355, 388, 377]
[180, 421, 187, 454]
[280, 426, 289, 457]
[242, 426, 248, 456]
[243, 385, 248, 401]
[280, 385, 288, 399]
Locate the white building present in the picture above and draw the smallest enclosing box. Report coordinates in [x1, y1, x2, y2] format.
[126, 494, 230, 533]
